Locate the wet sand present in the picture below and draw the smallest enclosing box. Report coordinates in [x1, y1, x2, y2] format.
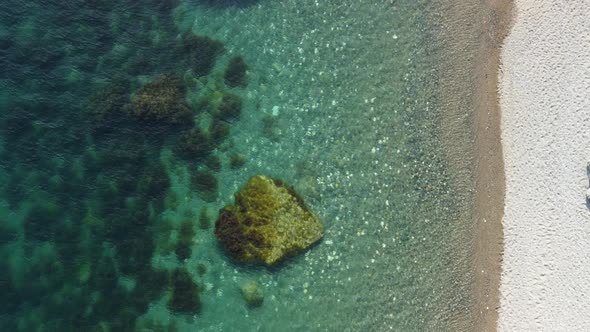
[469, 1, 512, 330]
[432, 0, 512, 330]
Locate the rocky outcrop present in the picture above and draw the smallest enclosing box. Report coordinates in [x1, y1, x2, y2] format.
[215, 175, 323, 266]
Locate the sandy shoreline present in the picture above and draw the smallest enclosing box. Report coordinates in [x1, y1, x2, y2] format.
[432, 0, 512, 330]
[468, 1, 511, 330]
[498, 1, 590, 330]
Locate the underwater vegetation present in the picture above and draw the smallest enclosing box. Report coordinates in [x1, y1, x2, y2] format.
[197, 263, 207, 276]
[23, 200, 62, 242]
[0, 1, 254, 327]
[138, 163, 171, 201]
[175, 127, 213, 162]
[176, 218, 196, 261]
[215, 175, 323, 265]
[196, 0, 259, 9]
[192, 169, 219, 203]
[128, 74, 193, 124]
[209, 119, 231, 146]
[229, 152, 247, 169]
[1, 155, 171, 330]
[205, 155, 222, 172]
[224, 56, 248, 88]
[0, 220, 18, 244]
[86, 79, 130, 125]
[167, 268, 202, 315]
[199, 207, 211, 230]
[215, 93, 242, 122]
[181, 33, 225, 77]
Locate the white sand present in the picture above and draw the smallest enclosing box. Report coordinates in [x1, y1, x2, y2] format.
[498, 1, 590, 330]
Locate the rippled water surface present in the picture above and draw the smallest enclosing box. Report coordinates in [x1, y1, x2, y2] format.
[0, 0, 474, 330]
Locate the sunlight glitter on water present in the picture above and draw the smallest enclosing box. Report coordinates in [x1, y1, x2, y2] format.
[0, 0, 475, 331]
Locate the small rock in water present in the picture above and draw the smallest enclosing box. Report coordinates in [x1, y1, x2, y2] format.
[241, 280, 264, 307]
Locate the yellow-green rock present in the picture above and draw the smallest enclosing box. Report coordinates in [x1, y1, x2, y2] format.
[214, 175, 323, 265]
[241, 280, 264, 307]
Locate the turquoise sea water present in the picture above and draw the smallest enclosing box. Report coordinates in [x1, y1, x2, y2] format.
[0, 0, 474, 331]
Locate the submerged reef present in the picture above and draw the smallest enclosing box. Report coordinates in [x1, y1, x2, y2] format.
[192, 170, 219, 203]
[128, 74, 193, 124]
[86, 80, 130, 124]
[199, 207, 211, 230]
[211, 93, 242, 122]
[0, 3, 256, 327]
[229, 152, 246, 169]
[23, 201, 62, 242]
[167, 268, 202, 315]
[214, 175, 323, 266]
[197, 0, 259, 8]
[181, 33, 225, 77]
[219, 94, 242, 122]
[175, 127, 213, 161]
[224, 56, 248, 87]
[209, 119, 231, 145]
[175, 218, 196, 261]
[204, 155, 222, 172]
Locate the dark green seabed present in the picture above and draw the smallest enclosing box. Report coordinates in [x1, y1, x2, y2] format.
[0, 0, 474, 331]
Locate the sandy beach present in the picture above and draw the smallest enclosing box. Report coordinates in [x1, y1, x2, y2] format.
[498, 1, 590, 330]
[432, 0, 511, 330]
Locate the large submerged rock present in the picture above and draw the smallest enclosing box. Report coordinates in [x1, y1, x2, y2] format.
[127, 74, 192, 124]
[214, 175, 323, 265]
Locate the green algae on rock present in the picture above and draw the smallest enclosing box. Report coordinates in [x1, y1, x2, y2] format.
[214, 175, 323, 266]
[241, 280, 264, 307]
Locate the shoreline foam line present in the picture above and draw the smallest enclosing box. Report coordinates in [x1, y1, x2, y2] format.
[498, 1, 590, 330]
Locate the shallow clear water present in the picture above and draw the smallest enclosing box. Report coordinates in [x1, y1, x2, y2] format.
[0, 0, 473, 330]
